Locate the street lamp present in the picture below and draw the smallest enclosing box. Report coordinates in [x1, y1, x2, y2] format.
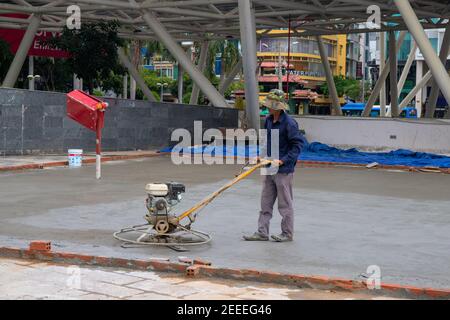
[27, 74, 40, 91]
[178, 41, 194, 103]
[157, 82, 168, 102]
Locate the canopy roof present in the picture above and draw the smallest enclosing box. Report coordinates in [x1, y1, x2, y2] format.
[0, 0, 449, 41]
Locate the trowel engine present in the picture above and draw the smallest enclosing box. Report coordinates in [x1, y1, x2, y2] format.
[144, 182, 185, 234]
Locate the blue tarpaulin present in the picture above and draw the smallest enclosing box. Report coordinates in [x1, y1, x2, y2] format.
[161, 142, 450, 168]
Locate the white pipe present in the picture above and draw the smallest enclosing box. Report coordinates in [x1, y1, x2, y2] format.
[96, 154, 101, 180]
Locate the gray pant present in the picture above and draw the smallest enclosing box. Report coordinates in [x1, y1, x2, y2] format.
[258, 173, 294, 238]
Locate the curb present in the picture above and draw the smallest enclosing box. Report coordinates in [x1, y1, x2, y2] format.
[1, 152, 449, 175]
[297, 160, 450, 174]
[0, 152, 165, 172]
[1, 242, 449, 300]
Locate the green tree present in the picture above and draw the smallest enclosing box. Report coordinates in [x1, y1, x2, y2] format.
[0, 39, 13, 83]
[135, 69, 176, 101]
[46, 21, 125, 93]
[321, 75, 363, 101]
[205, 40, 240, 82]
[144, 40, 173, 62]
[34, 57, 72, 92]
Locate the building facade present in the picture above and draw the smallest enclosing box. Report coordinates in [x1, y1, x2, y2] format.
[257, 30, 347, 114]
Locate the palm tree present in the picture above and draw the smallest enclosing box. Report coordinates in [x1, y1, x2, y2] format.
[144, 40, 173, 62]
[205, 39, 240, 83]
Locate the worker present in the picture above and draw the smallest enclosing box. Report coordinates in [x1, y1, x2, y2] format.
[244, 89, 305, 242]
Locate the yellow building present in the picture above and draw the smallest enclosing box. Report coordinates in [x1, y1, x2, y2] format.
[257, 30, 347, 111]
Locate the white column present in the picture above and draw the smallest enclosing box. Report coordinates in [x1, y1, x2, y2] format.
[73, 74, 79, 90]
[28, 55, 34, 91]
[389, 31, 399, 117]
[177, 63, 183, 103]
[122, 74, 128, 99]
[415, 60, 424, 117]
[238, 0, 260, 129]
[130, 78, 136, 100]
[380, 32, 386, 116]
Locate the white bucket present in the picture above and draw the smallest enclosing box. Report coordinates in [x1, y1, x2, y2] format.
[68, 149, 83, 167]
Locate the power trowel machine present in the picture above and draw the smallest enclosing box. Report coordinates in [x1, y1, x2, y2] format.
[113, 159, 274, 251]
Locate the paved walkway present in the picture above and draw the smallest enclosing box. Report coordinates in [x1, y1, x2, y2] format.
[0, 151, 159, 169]
[0, 257, 397, 300]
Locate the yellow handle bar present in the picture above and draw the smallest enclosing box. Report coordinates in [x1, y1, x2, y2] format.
[176, 159, 275, 223]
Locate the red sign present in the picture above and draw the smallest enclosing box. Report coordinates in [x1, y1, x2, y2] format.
[66, 90, 107, 132]
[0, 14, 69, 58]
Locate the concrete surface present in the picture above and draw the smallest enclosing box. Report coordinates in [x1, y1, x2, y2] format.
[0, 156, 449, 289]
[0, 257, 394, 300]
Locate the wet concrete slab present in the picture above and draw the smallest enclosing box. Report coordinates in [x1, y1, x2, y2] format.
[1, 155, 449, 289]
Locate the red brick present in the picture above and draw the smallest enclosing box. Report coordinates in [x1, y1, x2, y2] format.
[111, 257, 133, 268]
[0, 247, 23, 258]
[308, 275, 330, 285]
[424, 288, 450, 299]
[29, 241, 51, 252]
[382, 283, 424, 296]
[73, 254, 95, 263]
[260, 271, 282, 280]
[178, 257, 193, 265]
[329, 279, 359, 291]
[241, 269, 262, 277]
[193, 258, 211, 266]
[133, 259, 152, 269]
[147, 260, 173, 271]
[93, 256, 112, 266]
[186, 266, 200, 277]
[288, 274, 308, 283]
[167, 262, 189, 272]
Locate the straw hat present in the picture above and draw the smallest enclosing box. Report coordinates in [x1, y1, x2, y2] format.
[262, 89, 288, 111]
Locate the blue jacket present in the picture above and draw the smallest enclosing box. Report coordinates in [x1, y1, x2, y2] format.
[264, 111, 305, 174]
